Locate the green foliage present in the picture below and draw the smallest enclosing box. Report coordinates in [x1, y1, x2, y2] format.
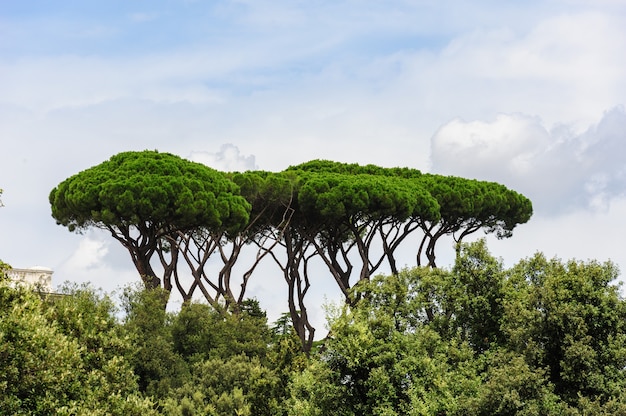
[285, 269, 479, 415]
[0, 283, 83, 414]
[287, 159, 423, 179]
[230, 170, 297, 233]
[49, 150, 251, 291]
[288, 160, 532, 240]
[0, 259, 10, 281]
[121, 285, 190, 398]
[48, 283, 131, 369]
[287, 360, 353, 416]
[121, 288, 284, 413]
[418, 174, 533, 239]
[285, 160, 530, 280]
[287, 295, 481, 415]
[38, 154, 626, 414]
[160, 300, 292, 415]
[4, 233, 626, 415]
[503, 254, 626, 404]
[456, 349, 568, 415]
[163, 354, 282, 416]
[210, 302, 271, 360]
[268, 330, 310, 390]
[451, 239, 506, 352]
[349, 243, 505, 352]
[297, 172, 439, 225]
[170, 302, 217, 362]
[50, 150, 250, 233]
[287, 241, 626, 415]
[49, 154, 533, 325]
[0, 282, 157, 415]
[292, 164, 439, 224]
[169, 299, 271, 363]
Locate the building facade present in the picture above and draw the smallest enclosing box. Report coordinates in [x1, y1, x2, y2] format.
[7, 267, 53, 292]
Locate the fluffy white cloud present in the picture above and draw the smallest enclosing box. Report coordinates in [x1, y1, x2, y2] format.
[53, 232, 139, 292]
[62, 236, 109, 271]
[430, 106, 626, 215]
[189, 144, 257, 171]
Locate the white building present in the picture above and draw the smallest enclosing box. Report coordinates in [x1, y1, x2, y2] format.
[7, 266, 54, 292]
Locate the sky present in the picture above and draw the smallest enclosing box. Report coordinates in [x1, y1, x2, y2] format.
[1, 0, 625, 330]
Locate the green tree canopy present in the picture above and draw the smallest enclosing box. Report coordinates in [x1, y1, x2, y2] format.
[48, 154, 532, 352]
[49, 150, 251, 293]
[0, 281, 158, 415]
[171, 170, 297, 311]
[295, 170, 440, 296]
[416, 174, 532, 267]
[233, 170, 320, 353]
[0, 260, 10, 281]
[288, 159, 424, 179]
[230, 170, 297, 235]
[287, 160, 532, 268]
[279, 160, 530, 346]
[503, 254, 626, 405]
[287, 241, 626, 415]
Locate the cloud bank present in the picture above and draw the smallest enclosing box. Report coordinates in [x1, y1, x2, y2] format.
[189, 144, 257, 172]
[431, 106, 626, 216]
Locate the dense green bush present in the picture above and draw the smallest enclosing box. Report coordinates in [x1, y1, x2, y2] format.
[285, 241, 626, 416]
[0, 282, 157, 415]
[2, 240, 625, 415]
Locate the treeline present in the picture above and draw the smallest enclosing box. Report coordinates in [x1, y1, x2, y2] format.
[2, 241, 626, 415]
[49, 151, 532, 352]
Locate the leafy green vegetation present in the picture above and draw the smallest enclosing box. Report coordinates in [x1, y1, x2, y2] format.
[286, 241, 626, 415]
[2, 241, 625, 414]
[49, 150, 251, 293]
[49, 154, 533, 353]
[0, 282, 157, 415]
[0, 259, 10, 281]
[0, 153, 617, 412]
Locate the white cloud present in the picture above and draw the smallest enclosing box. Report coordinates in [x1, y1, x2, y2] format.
[62, 236, 109, 271]
[382, 10, 626, 130]
[53, 232, 140, 292]
[189, 144, 257, 172]
[431, 113, 547, 174]
[430, 106, 626, 215]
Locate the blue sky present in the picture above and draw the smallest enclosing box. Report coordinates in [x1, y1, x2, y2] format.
[1, 0, 625, 327]
[1, 1, 501, 55]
